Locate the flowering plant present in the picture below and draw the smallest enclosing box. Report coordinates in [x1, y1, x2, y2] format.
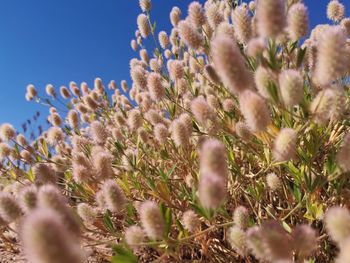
[1, 0, 350, 262]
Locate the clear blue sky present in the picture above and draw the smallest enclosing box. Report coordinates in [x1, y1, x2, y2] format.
[0, 0, 347, 136]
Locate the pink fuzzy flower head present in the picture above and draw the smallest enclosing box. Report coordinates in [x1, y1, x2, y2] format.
[137, 14, 150, 38]
[232, 4, 252, 44]
[272, 128, 297, 162]
[314, 26, 347, 87]
[198, 172, 227, 210]
[256, 0, 286, 38]
[211, 36, 253, 94]
[182, 210, 200, 233]
[147, 72, 165, 101]
[139, 201, 165, 240]
[199, 138, 227, 178]
[102, 179, 127, 213]
[178, 20, 204, 50]
[125, 225, 145, 250]
[21, 208, 84, 263]
[287, 3, 309, 40]
[239, 90, 271, 132]
[0, 192, 22, 223]
[324, 206, 350, 245]
[0, 123, 16, 141]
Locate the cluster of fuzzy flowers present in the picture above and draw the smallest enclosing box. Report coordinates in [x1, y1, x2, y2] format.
[1, 0, 350, 262]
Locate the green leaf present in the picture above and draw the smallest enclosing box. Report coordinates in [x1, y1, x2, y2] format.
[296, 47, 307, 68]
[167, 164, 176, 178]
[164, 208, 172, 236]
[282, 221, 292, 233]
[267, 81, 279, 104]
[27, 168, 34, 182]
[112, 245, 138, 263]
[103, 211, 116, 233]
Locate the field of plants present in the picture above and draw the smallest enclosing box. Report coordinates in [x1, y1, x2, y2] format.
[0, 0, 350, 262]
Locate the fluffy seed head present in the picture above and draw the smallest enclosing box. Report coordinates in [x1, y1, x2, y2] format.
[72, 164, 92, 183]
[233, 206, 249, 230]
[235, 121, 252, 140]
[38, 185, 80, 236]
[327, 0, 345, 22]
[170, 7, 181, 27]
[199, 172, 227, 210]
[125, 225, 145, 250]
[0, 123, 16, 141]
[188, 2, 206, 28]
[324, 206, 350, 245]
[102, 180, 126, 213]
[211, 36, 253, 94]
[335, 237, 350, 263]
[32, 163, 57, 186]
[26, 84, 38, 98]
[131, 66, 148, 90]
[16, 134, 28, 147]
[128, 109, 143, 130]
[77, 203, 96, 225]
[246, 227, 267, 261]
[239, 90, 271, 132]
[273, 128, 297, 162]
[67, 110, 79, 129]
[291, 224, 318, 259]
[171, 119, 189, 147]
[227, 226, 247, 256]
[47, 126, 64, 145]
[147, 72, 165, 101]
[20, 185, 38, 211]
[204, 65, 221, 85]
[149, 58, 161, 72]
[59, 86, 70, 99]
[254, 66, 277, 99]
[249, 1, 255, 11]
[206, 4, 224, 30]
[314, 26, 347, 86]
[232, 5, 252, 44]
[139, 201, 165, 240]
[179, 113, 192, 135]
[154, 123, 168, 145]
[139, 0, 151, 12]
[246, 37, 266, 58]
[287, 3, 309, 40]
[216, 22, 235, 40]
[50, 113, 62, 126]
[137, 14, 150, 38]
[131, 39, 138, 51]
[310, 88, 336, 125]
[21, 208, 83, 263]
[279, 69, 304, 107]
[222, 98, 235, 112]
[168, 60, 184, 80]
[260, 220, 293, 261]
[83, 95, 99, 111]
[341, 18, 350, 36]
[93, 151, 114, 179]
[178, 20, 203, 50]
[256, 0, 286, 38]
[337, 133, 350, 172]
[90, 121, 109, 144]
[190, 97, 217, 130]
[266, 173, 282, 192]
[0, 192, 22, 223]
[199, 138, 227, 178]
[182, 210, 200, 233]
[158, 31, 169, 49]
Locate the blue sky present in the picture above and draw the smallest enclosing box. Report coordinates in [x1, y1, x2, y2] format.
[0, 0, 347, 137]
